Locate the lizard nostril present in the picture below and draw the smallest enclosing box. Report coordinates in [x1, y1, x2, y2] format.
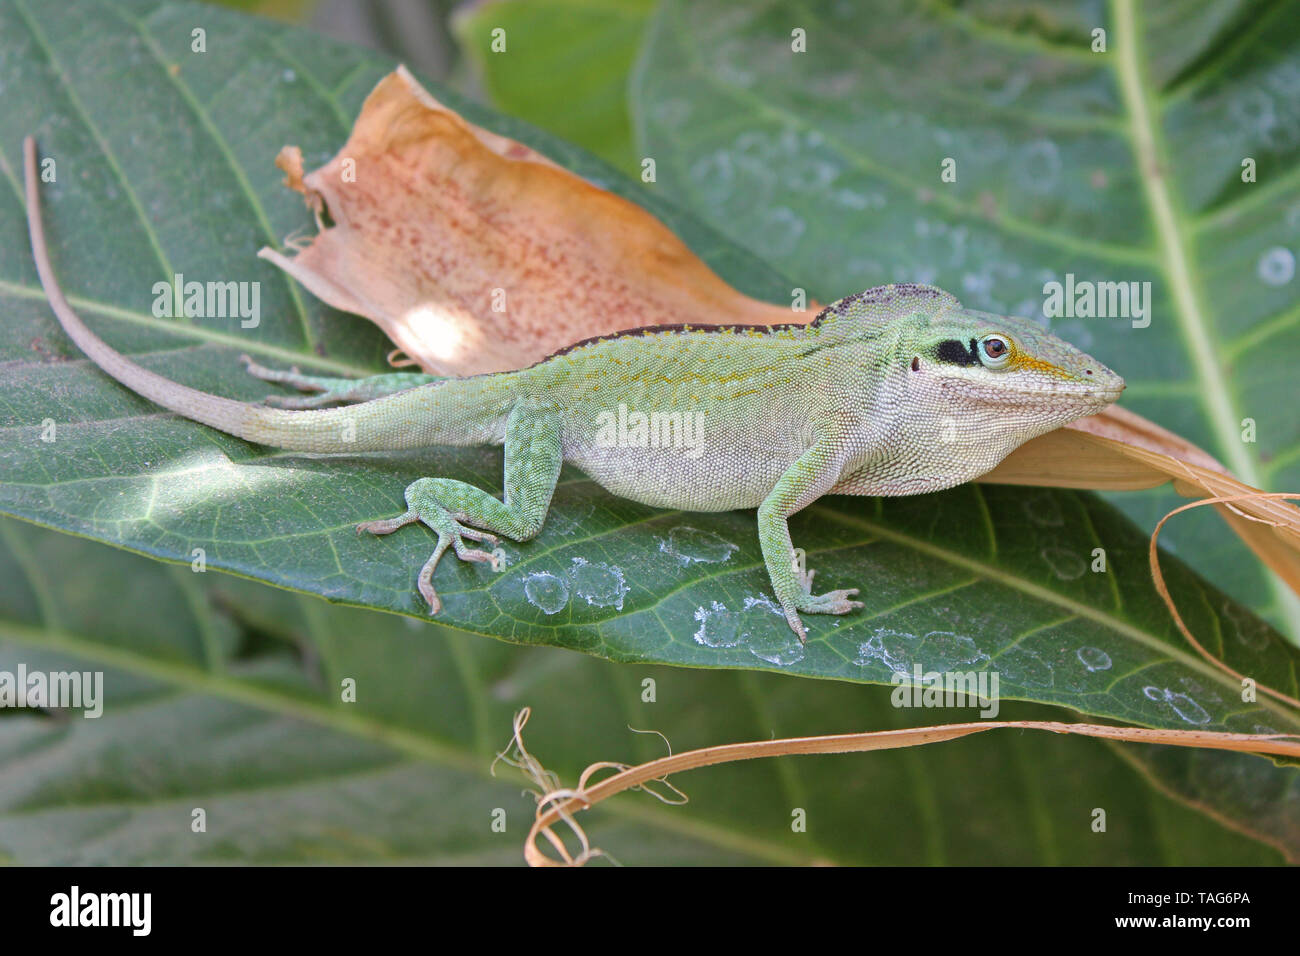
[1085, 369, 1093, 375]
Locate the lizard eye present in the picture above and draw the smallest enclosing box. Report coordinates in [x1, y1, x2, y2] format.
[978, 334, 1012, 369]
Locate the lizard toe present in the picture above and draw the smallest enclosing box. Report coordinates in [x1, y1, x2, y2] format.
[798, 587, 864, 616]
[357, 510, 418, 536]
[452, 540, 499, 571]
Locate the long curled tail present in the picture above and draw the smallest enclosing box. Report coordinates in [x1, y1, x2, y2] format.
[24, 136, 514, 453]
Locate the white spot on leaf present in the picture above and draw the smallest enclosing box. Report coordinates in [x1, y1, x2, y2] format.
[522, 572, 569, 615]
[1143, 686, 1211, 724]
[660, 526, 738, 565]
[693, 601, 743, 648]
[567, 558, 629, 610]
[1257, 246, 1294, 286]
[1076, 646, 1112, 672]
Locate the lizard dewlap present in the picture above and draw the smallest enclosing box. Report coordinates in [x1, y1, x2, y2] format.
[23, 136, 1122, 643]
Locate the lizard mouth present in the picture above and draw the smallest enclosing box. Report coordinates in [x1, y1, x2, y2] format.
[1048, 384, 1125, 402]
[1023, 387, 1124, 404]
[948, 379, 1125, 403]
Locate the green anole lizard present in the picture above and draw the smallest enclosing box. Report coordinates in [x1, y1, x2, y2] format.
[23, 137, 1124, 642]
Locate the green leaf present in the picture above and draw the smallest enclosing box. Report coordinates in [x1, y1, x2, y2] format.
[631, 0, 1300, 634]
[452, 0, 656, 175]
[1, 516, 1291, 864]
[1, 0, 1299, 747]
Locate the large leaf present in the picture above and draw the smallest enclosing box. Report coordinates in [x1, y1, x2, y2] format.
[0, 516, 1291, 864]
[452, 0, 655, 175]
[631, 0, 1300, 634]
[1, 0, 1299, 746]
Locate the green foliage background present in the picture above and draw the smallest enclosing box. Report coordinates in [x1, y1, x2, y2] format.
[0, 0, 1298, 863]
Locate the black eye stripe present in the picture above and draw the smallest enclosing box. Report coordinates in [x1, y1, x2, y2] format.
[935, 339, 980, 366]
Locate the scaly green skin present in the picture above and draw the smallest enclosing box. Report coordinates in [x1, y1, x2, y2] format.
[26, 138, 1124, 640]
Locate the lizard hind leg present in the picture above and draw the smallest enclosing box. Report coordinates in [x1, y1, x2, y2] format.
[358, 403, 564, 616]
[241, 355, 442, 408]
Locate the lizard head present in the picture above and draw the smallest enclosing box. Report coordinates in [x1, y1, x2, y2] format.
[870, 287, 1126, 490]
[908, 307, 1125, 419]
[825, 285, 1123, 422]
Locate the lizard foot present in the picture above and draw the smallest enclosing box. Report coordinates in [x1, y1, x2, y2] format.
[242, 356, 442, 407]
[795, 567, 863, 613]
[358, 494, 501, 616]
[780, 567, 864, 643]
[242, 355, 348, 408]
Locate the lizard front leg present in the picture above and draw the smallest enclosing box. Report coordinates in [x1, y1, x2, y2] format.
[758, 437, 864, 643]
[358, 401, 563, 614]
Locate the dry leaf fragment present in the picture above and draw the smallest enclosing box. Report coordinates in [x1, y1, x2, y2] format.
[259, 66, 794, 376]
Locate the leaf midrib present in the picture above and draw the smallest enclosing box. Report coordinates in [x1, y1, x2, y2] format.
[636, 0, 1300, 638]
[669, 3, 1153, 268]
[1110, 0, 1300, 636]
[1112, 0, 1248, 483]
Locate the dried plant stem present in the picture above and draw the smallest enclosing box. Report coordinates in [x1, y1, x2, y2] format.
[1149, 491, 1300, 710]
[508, 710, 1300, 866]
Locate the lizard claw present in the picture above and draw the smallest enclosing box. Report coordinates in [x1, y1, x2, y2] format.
[356, 512, 418, 536]
[242, 354, 310, 386]
[454, 526, 499, 548]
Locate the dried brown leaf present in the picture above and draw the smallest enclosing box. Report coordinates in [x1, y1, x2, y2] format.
[259, 66, 793, 376]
